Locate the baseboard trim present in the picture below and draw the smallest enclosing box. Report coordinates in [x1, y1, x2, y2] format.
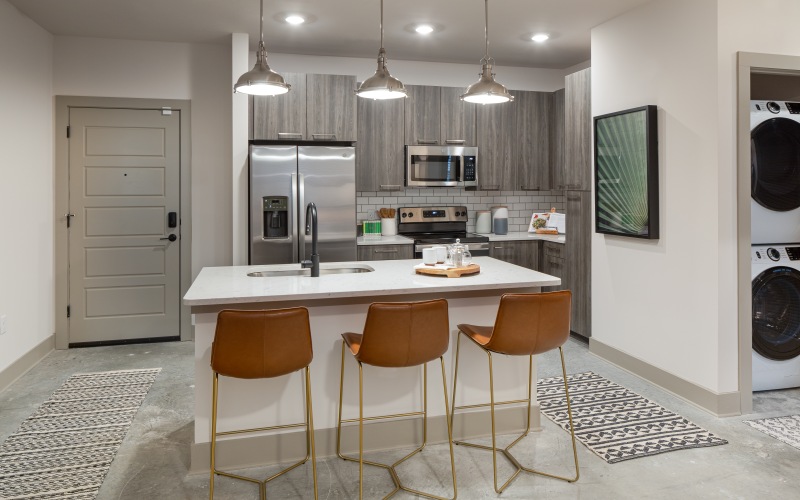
[0, 335, 54, 393]
[589, 338, 741, 417]
[190, 403, 540, 473]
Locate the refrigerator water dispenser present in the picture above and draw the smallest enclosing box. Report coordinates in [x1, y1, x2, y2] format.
[263, 196, 289, 238]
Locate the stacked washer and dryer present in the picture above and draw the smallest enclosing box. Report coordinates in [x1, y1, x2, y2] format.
[751, 100, 800, 391]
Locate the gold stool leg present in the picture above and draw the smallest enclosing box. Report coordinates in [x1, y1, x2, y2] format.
[559, 346, 580, 482]
[305, 366, 319, 499]
[209, 372, 219, 500]
[449, 331, 462, 434]
[337, 341, 347, 460]
[440, 356, 458, 499]
[358, 361, 364, 500]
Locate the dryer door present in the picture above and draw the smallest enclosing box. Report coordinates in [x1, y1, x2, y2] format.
[753, 266, 800, 360]
[751, 118, 800, 211]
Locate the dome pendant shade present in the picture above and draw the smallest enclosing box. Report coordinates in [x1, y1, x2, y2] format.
[234, 41, 290, 96]
[461, 62, 513, 104]
[356, 48, 407, 100]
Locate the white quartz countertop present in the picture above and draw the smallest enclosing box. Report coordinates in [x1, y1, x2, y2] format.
[184, 256, 560, 306]
[357, 235, 414, 246]
[486, 232, 566, 244]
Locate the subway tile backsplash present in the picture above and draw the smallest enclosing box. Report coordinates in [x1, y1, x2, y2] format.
[357, 188, 566, 234]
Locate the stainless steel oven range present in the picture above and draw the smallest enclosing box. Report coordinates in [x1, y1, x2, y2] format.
[397, 206, 490, 258]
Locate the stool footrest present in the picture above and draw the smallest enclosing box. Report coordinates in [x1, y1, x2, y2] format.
[340, 410, 424, 425]
[453, 398, 529, 411]
[216, 421, 305, 437]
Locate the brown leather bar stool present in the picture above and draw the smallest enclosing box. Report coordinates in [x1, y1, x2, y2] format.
[336, 299, 457, 500]
[450, 291, 579, 493]
[209, 308, 318, 500]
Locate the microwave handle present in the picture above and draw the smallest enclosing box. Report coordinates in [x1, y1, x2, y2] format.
[445, 139, 465, 145]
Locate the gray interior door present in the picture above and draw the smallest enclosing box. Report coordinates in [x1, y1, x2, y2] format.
[68, 107, 181, 345]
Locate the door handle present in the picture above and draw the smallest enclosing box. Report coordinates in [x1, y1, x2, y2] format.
[160, 234, 177, 242]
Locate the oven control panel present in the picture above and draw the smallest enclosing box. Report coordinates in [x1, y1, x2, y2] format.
[399, 206, 469, 222]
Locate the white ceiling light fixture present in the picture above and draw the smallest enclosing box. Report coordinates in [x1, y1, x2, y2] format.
[531, 33, 550, 43]
[233, 0, 290, 96]
[461, 0, 514, 105]
[285, 15, 305, 25]
[356, 0, 407, 100]
[415, 24, 434, 35]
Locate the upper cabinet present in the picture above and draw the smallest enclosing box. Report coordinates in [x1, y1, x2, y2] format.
[476, 102, 515, 191]
[563, 67, 592, 190]
[513, 90, 551, 191]
[550, 88, 565, 191]
[404, 85, 476, 146]
[356, 96, 405, 192]
[253, 73, 356, 141]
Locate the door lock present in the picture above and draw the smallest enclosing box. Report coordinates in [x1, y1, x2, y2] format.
[160, 234, 177, 242]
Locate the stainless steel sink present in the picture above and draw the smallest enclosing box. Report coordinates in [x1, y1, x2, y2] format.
[247, 265, 374, 277]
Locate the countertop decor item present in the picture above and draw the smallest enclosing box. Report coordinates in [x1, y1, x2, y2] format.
[355, 0, 407, 100]
[461, 0, 514, 104]
[233, 0, 290, 96]
[594, 105, 659, 239]
[538, 371, 727, 464]
[415, 263, 480, 278]
[492, 206, 508, 235]
[475, 210, 491, 234]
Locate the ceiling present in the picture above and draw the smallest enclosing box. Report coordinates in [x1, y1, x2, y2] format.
[8, 0, 652, 69]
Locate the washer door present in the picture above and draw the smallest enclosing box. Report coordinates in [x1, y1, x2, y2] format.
[753, 266, 800, 360]
[751, 118, 800, 211]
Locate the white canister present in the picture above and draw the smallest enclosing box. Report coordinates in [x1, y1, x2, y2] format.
[381, 217, 397, 236]
[492, 206, 509, 235]
[475, 211, 492, 234]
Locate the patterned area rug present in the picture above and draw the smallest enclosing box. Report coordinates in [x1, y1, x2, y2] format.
[743, 415, 800, 449]
[0, 368, 161, 499]
[537, 371, 728, 463]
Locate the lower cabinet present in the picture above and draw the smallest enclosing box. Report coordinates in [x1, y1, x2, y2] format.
[540, 242, 566, 292]
[357, 244, 413, 261]
[489, 241, 538, 270]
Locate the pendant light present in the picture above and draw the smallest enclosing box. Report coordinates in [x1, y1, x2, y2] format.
[461, 0, 514, 104]
[234, 0, 290, 96]
[356, 0, 407, 100]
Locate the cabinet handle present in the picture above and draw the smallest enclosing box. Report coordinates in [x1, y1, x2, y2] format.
[567, 195, 580, 200]
[374, 249, 398, 254]
[481, 185, 500, 191]
[520, 185, 541, 191]
[445, 139, 465, 145]
[278, 132, 303, 139]
[493, 246, 504, 249]
[379, 184, 402, 191]
[312, 133, 336, 140]
[417, 139, 438, 145]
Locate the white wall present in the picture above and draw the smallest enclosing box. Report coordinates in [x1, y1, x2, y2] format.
[53, 36, 233, 278]
[0, 0, 54, 373]
[591, 0, 728, 392]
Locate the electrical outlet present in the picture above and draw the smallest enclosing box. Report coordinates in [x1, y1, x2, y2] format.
[0, 315, 6, 335]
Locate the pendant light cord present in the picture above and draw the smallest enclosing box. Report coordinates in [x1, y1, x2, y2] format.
[380, 0, 384, 50]
[259, 0, 264, 44]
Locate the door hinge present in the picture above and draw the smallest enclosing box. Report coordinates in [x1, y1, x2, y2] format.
[66, 125, 70, 138]
[67, 305, 71, 318]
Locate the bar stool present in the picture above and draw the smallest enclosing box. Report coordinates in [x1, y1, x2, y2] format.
[336, 299, 457, 500]
[209, 308, 318, 500]
[450, 291, 579, 493]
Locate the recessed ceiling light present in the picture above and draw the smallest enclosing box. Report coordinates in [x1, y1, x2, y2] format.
[415, 24, 435, 35]
[285, 15, 305, 25]
[531, 33, 550, 43]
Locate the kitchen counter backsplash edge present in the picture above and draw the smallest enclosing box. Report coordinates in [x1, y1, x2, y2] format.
[357, 232, 565, 246]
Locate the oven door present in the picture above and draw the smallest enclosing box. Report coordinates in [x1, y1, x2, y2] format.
[405, 147, 462, 187]
[414, 241, 490, 259]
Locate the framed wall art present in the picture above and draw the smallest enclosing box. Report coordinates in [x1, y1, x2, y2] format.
[594, 105, 659, 239]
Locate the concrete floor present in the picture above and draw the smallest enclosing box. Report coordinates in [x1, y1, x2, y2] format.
[2, 337, 800, 499]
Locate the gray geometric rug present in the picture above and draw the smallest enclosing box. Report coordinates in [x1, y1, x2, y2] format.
[0, 368, 161, 499]
[537, 371, 728, 463]
[744, 415, 800, 450]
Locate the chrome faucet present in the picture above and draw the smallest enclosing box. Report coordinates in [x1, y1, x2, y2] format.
[301, 202, 320, 277]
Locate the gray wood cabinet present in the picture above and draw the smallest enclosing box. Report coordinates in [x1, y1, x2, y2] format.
[564, 68, 592, 190]
[489, 240, 538, 270]
[306, 74, 356, 141]
[356, 96, 405, 191]
[513, 90, 551, 191]
[565, 190, 591, 338]
[252, 72, 307, 140]
[541, 241, 566, 292]
[550, 88, 565, 191]
[357, 244, 413, 261]
[404, 85, 441, 145]
[476, 102, 515, 191]
[253, 73, 356, 141]
[440, 87, 476, 146]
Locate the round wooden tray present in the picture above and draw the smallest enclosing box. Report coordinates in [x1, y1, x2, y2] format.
[415, 263, 480, 278]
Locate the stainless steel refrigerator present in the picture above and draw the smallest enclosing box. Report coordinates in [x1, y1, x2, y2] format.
[249, 144, 356, 265]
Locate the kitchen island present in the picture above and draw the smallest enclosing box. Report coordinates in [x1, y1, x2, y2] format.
[185, 256, 560, 470]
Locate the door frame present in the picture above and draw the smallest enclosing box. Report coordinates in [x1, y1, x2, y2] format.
[55, 96, 192, 349]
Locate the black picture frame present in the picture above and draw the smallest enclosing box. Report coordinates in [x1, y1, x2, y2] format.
[594, 105, 659, 239]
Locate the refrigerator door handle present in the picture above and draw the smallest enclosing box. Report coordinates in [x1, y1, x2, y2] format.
[298, 173, 306, 256]
[291, 173, 299, 258]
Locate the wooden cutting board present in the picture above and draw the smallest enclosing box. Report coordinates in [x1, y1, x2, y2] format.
[415, 263, 480, 278]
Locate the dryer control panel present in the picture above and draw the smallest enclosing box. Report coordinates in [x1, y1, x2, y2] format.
[751, 245, 800, 263]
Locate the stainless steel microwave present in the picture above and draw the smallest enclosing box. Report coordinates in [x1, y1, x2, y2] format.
[405, 145, 478, 188]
